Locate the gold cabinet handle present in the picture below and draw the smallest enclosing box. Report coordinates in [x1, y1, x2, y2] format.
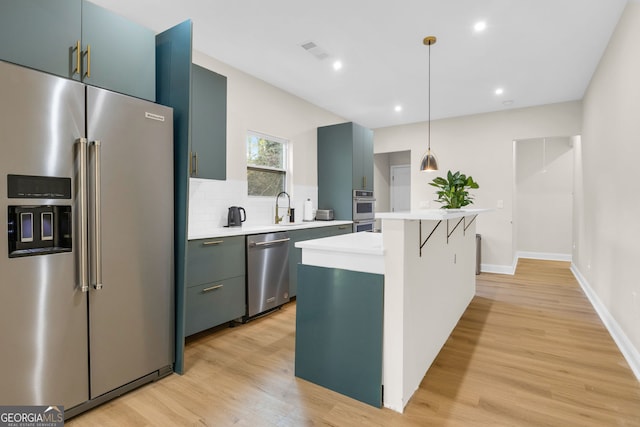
[338, 226, 349, 229]
[73, 40, 81, 76]
[84, 44, 91, 78]
[363, 175, 366, 189]
[202, 284, 223, 293]
[193, 152, 199, 176]
[202, 240, 224, 246]
[189, 151, 199, 176]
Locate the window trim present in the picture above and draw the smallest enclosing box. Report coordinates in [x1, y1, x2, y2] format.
[246, 131, 289, 197]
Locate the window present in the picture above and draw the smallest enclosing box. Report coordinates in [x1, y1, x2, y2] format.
[246, 132, 288, 197]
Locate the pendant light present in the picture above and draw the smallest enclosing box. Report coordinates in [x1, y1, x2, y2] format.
[419, 36, 439, 172]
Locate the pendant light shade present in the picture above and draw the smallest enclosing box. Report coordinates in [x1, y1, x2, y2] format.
[420, 35, 438, 172]
[420, 149, 438, 171]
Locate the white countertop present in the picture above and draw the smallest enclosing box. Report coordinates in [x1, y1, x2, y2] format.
[376, 208, 490, 221]
[295, 232, 384, 274]
[295, 231, 384, 256]
[188, 220, 353, 240]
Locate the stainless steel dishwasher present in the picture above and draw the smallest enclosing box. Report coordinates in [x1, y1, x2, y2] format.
[246, 232, 290, 318]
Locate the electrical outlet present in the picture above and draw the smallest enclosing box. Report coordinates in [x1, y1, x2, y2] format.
[420, 200, 430, 208]
[497, 199, 504, 209]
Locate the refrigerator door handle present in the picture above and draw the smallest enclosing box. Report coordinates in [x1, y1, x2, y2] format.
[90, 140, 103, 290]
[77, 138, 89, 292]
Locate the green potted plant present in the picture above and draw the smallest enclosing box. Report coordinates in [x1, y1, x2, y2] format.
[429, 170, 479, 209]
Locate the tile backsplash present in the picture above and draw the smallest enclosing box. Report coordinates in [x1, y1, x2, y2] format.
[188, 178, 318, 235]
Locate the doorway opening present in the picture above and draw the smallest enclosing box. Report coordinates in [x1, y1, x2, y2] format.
[513, 136, 576, 261]
[374, 150, 411, 215]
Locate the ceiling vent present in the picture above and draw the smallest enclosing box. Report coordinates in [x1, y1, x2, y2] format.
[301, 41, 329, 61]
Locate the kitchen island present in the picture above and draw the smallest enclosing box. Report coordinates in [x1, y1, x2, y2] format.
[295, 209, 487, 412]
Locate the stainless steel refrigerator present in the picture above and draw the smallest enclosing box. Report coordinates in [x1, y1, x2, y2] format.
[0, 60, 174, 417]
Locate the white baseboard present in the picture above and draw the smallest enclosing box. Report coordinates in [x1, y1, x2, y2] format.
[481, 263, 516, 275]
[516, 251, 572, 262]
[570, 264, 640, 382]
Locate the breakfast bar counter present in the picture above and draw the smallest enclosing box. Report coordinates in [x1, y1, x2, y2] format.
[294, 209, 487, 412]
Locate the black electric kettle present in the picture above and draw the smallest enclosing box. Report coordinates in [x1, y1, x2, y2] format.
[227, 206, 246, 227]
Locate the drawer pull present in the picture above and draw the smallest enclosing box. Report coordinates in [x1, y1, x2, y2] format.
[202, 284, 223, 293]
[202, 240, 224, 246]
[338, 226, 348, 229]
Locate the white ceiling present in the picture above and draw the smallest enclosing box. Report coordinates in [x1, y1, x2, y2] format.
[93, 0, 627, 129]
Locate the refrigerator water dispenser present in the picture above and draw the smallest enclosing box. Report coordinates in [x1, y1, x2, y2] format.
[8, 205, 72, 257]
[7, 174, 73, 257]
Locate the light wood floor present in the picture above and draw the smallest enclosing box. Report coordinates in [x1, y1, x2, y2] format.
[68, 259, 640, 426]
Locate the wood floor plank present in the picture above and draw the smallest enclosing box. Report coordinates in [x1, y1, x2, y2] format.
[67, 259, 640, 426]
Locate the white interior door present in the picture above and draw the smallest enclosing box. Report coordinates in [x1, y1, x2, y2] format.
[390, 165, 411, 212]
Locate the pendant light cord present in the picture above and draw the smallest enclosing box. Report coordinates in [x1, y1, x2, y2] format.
[428, 41, 431, 152]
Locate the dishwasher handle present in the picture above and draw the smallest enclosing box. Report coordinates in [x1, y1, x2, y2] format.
[252, 237, 291, 247]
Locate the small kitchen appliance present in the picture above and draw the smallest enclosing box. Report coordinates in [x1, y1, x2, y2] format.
[227, 206, 246, 227]
[315, 209, 334, 221]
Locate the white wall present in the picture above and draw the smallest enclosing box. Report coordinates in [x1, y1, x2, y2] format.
[188, 51, 344, 233]
[514, 137, 573, 258]
[374, 102, 582, 271]
[576, 2, 640, 378]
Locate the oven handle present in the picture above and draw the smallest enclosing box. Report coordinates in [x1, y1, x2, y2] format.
[354, 198, 376, 202]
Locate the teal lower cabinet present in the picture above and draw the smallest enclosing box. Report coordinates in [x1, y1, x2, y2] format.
[295, 264, 383, 407]
[185, 236, 246, 336]
[288, 224, 352, 297]
[185, 276, 245, 336]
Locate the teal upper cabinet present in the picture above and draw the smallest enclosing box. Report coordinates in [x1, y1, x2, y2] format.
[191, 64, 227, 180]
[81, 1, 155, 101]
[0, 0, 81, 78]
[352, 124, 374, 191]
[0, 0, 155, 101]
[318, 122, 374, 220]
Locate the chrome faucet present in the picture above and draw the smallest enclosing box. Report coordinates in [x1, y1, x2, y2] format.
[275, 191, 291, 224]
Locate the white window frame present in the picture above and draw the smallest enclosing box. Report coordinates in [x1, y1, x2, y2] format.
[246, 131, 289, 198]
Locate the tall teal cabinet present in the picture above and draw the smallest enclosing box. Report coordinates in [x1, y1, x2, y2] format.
[0, 0, 156, 101]
[156, 20, 192, 375]
[156, 20, 228, 373]
[317, 122, 374, 220]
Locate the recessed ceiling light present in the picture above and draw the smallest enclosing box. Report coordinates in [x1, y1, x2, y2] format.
[495, 88, 504, 95]
[333, 60, 343, 71]
[474, 21, 487, 32]
[394, 105, 403, 112]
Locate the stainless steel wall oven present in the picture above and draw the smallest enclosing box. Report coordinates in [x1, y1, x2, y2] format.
[353, 190, 375, 232]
